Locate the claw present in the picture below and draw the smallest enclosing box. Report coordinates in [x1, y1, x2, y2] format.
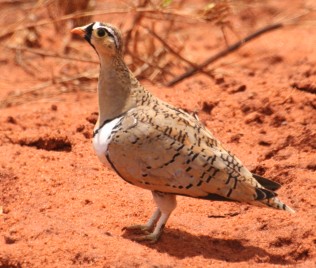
[122, 224, 163, 243]
[132, 232, 161, 244]
[122, 195, 176, 243]
[122, 224, 152, 234]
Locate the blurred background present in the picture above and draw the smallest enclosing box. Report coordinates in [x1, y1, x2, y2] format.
[0, 0, 314, 107]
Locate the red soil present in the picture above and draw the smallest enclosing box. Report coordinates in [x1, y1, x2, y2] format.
[1, 1, 315, 267]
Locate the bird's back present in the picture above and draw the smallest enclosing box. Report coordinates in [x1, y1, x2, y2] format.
[104, 98, 292, 212]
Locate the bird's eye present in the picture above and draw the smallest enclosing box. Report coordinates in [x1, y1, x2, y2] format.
[97, 28, 106, 37]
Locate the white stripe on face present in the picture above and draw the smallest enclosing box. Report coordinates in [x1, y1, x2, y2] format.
[92, 22, 101, 30]
[103, 26, 120, 49]
[93, 22, 120, 49]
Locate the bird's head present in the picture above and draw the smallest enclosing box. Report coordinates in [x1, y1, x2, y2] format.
[71, 22, 123, 57]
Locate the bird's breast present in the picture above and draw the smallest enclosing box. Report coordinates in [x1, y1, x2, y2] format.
[92, 116, 123, 166]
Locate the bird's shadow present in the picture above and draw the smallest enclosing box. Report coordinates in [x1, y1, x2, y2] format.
[123, 228, 293, 265]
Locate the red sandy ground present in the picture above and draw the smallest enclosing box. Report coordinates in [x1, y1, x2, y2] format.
[0, 1, 315, 267]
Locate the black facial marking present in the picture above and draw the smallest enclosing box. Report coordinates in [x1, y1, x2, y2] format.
[83, 22, 98, 54]
[83, 22, 120, 51]
[84, 22, 95, 44]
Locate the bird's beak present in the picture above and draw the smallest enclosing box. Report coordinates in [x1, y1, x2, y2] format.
[71, 27, 86, 37]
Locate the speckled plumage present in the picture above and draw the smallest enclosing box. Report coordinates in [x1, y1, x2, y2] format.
[71, 22, 295, 242]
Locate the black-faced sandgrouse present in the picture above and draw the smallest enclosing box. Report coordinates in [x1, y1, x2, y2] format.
[71, 22, 295, 243]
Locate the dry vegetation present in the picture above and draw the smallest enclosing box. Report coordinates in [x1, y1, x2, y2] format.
[1, 0, 313, 108]
[1, 1, 316, 267]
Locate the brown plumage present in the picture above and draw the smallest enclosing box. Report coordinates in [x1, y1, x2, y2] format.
[71, 22, 295, 243]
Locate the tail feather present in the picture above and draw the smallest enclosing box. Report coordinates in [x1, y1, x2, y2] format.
[251, 197, 295, 214]
[255, 187, 277, 200]
[252, 174, 295, 213]
[253, 173, 282, 191]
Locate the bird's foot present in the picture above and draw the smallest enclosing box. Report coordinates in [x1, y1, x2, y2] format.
[122, 224, 151, 234]
[132, 232, 161, 244]
[122, 225, 162, 243]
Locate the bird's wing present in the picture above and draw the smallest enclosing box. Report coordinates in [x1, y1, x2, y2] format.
[106, 104, 276, 202]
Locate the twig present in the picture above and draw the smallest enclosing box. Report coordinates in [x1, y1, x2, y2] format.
[133, 48, 166, 77]
[124, 0, 148, 53]
[6, 45, 99, 64]
[132, 53, 174, 77]
[0, 69, 98, 108]
[0, 0, 31, 3]
[0, 7, 203, 41]
[0, 0, 53, 41]
[14, 48, 37, 76]
[149, 54, 171, 81]
[142, 26, 214, 79]
[166, 22, 283, 87]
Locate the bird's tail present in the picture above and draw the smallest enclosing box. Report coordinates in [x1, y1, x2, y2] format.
[250, 196, 295, 214]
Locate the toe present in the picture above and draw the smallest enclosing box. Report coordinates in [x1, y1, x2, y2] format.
[122, 224, 151, 233]
[132, 233, 161, 243]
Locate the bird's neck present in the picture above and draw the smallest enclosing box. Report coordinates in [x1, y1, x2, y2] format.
[96, 55, 141, 127]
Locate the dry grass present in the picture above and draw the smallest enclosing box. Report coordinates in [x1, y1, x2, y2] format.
[0, 0, 314, 107]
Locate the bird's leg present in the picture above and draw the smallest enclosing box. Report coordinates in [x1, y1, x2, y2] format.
[133, 192, 177, 243]
[122, 208, 161, 233]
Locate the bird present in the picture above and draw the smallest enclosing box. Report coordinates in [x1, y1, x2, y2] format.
[71, 22, 295, 243]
